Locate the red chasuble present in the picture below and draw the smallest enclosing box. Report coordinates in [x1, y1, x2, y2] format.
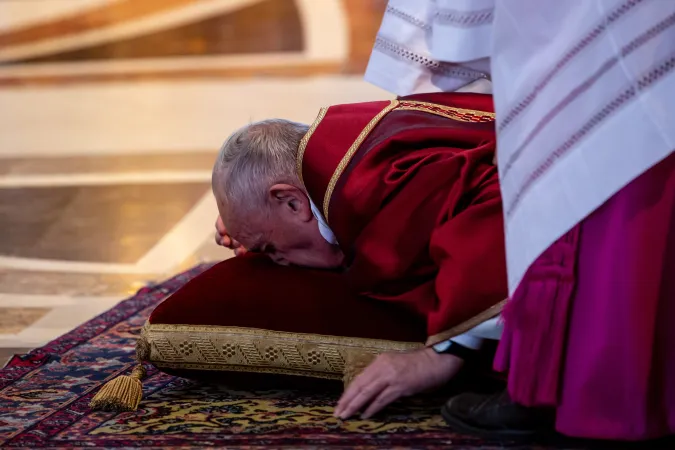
[298, 92, 507, 344]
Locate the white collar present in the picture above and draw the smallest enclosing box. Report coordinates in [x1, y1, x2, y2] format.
[309, 199, 337, 245]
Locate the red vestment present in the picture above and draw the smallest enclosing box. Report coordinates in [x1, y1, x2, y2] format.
[299, 93, 507, 341]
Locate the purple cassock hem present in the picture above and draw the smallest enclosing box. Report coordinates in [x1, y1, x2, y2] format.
[495, 151, 675, 441]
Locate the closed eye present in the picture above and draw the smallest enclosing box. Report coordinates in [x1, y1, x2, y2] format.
[249, 243, 275, 255]
[248, 243, 263, 253]
[263, 245, 276, 255]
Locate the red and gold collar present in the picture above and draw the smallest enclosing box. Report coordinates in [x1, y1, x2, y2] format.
[297, 96, 496, 222]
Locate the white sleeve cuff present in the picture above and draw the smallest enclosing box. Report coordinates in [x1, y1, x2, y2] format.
[447, 314, 503, 350]
[464, 315, 503, 340]
[450, 333, 484, 350]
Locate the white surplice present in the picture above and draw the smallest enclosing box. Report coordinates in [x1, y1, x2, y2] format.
[366, 0, 675, 295]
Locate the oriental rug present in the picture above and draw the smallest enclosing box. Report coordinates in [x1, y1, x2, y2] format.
[0, 264, 569, 449]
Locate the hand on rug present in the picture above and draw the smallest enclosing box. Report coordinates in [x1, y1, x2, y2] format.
[334, 348, 463, 420]
[215, 216, 247, 256]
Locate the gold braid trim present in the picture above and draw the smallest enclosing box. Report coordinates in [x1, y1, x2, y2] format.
[323, 99, 399, 219]
[296, 106, 329, 184]
[320, 99, 494, 220]
[143, 322, 422, 379]
[425, 299, 507, 346]
[153, 362, 344, 381]
[396, 100, 496, 122]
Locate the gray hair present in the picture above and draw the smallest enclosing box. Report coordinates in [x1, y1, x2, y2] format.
[212, 119, 309, 216]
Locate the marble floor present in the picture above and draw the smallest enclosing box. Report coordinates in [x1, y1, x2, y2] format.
[0, 0, 389, 365]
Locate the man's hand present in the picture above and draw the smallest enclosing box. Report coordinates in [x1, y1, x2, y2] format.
[334, 347, 463, 420]
[215, 216, 247, 256]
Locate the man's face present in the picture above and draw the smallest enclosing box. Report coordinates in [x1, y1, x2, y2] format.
[228, 208, 344, 270]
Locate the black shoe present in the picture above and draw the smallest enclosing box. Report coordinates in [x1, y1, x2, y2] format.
[441, 390, 555, 441]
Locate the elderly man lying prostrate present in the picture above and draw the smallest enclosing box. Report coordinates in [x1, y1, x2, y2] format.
[212, 93, 507, 420]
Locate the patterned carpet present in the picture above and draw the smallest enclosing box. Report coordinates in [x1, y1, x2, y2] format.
[0, 265, 568, 449]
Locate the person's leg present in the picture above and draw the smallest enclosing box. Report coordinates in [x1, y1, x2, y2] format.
[441, 226, 577, 439]
[554, 152, 675, 440]
[443, 152, 675, 440]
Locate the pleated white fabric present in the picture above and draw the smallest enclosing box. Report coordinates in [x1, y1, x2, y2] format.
[366, 0, 675, 293]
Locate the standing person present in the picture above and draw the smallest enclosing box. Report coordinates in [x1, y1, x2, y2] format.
[358, 0, 675, 441]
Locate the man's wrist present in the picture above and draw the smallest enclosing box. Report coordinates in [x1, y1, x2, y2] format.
[418, 347, 464, 390]
[424, 346, 464, 368]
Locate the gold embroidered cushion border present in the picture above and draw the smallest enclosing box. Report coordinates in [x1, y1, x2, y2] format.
[136, 255, 428, 384]
[138, 323, 422, 383]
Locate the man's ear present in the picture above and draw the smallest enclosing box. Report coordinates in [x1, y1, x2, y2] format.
[269, 184, 313, 222]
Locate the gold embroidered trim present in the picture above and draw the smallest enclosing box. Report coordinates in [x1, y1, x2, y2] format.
[143, 322, 422, 379]
[153, 362, 344, 381]
[298, 99, 493, 221]
[425, 299, 507, 346]
[296, 106, 329, 184]
[322, 99, 399, 219]
[396, 100, 495, 122]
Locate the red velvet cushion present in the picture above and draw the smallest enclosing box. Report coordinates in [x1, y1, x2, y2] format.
[150, 254, 426, 342]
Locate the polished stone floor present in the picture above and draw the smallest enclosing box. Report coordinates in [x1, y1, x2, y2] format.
[0, 0, 389, 365]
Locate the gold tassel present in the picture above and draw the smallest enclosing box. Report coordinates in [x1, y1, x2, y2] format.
[89, 364, 146, 412]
